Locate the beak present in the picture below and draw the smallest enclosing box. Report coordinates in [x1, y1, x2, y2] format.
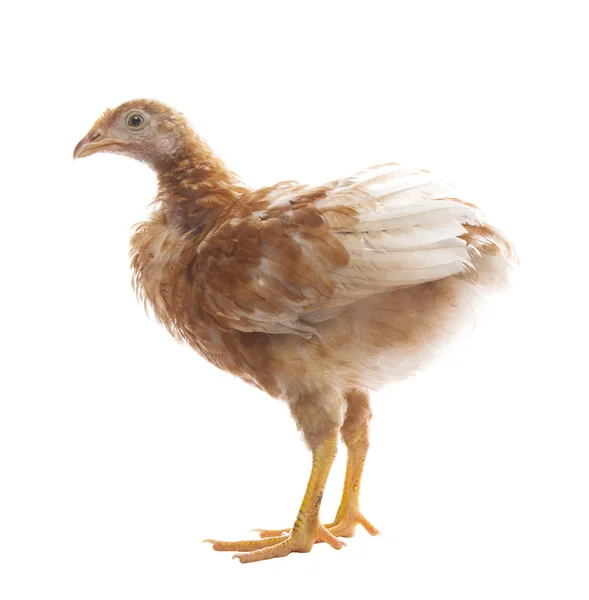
[73, 130, 125, 159]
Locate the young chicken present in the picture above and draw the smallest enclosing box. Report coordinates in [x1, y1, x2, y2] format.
[74, 99, 516, 563]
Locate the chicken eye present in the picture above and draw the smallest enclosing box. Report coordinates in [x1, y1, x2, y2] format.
[127, 114, 144, 128]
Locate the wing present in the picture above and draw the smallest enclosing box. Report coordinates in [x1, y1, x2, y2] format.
[195, 164, 481, 336]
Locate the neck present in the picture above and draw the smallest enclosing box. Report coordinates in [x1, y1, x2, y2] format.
[153, 135, 250, 233]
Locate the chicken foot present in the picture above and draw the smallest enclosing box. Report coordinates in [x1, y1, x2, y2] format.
[204, 434, 344, 563]
[257, 389, 379, 542]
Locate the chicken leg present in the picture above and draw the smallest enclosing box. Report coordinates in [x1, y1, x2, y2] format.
[258, 389, 379, 541]
[204, 433, 344, 563]
[325, 393, 379, 538]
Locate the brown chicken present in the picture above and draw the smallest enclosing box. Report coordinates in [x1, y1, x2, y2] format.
[74, 99, 516, 563]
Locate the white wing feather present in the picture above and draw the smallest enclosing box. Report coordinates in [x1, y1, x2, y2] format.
[319, 164, 479, 296]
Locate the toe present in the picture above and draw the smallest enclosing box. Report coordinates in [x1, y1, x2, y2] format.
[325, 511, 380, 539]
[317, 525, 346, 549]
[204, 536, 287, 552]
[252, 527, 291, 539]
[233, 539, 298, 564]
[357, 514, 380, 536]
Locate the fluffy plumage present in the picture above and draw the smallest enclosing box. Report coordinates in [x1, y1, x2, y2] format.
[74, 99, 516, 563]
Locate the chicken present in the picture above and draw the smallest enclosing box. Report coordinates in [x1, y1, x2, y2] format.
[74, 99, 516, 563]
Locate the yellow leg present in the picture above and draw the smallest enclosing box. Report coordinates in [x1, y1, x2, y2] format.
[259, 390, 378, 541]
[204, 434, 343, 563]
[324, 419, 379, 538]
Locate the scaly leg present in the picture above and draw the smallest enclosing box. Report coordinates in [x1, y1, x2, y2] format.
[325, 399, 379, 538]
[258, 389, 379, 541]
[204, 433, 343, 563]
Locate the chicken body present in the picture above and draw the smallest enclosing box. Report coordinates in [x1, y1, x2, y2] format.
[74, 99, 516, 563]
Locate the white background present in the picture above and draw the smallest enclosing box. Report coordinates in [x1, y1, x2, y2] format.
[1, 1, 587, 598]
